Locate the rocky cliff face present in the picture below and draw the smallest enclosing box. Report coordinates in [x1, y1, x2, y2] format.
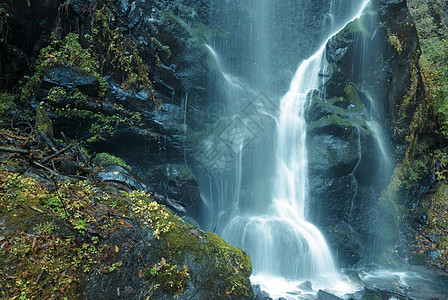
[307, 0, 423, 266]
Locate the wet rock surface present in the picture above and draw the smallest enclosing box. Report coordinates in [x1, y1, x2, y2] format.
[307, 0, 422, 267]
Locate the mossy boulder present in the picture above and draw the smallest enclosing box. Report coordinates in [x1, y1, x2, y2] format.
[0, 167, 253, 299]
[92, 152, 131, 170]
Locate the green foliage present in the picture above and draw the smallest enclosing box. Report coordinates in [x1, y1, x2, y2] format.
[127, 190, 177, 240]
[44, 85, 142, 142]
[145, 257, 190, 297]
[0, 92, 16, 118]
[408, 0, 448, 136]
[414, 182, 448, 270]
[90, 3, 158, 100]
[93, 152, 131, 170]
[20, 33, 106, 101]
[0, 172, 101, 299]
[436, 236, 448, 250]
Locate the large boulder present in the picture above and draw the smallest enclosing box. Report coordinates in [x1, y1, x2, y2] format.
[0, 156, 253, 299]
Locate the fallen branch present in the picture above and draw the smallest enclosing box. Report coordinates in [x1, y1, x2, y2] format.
[40, 143, 74, 164]
[0, 146, 29, 154]
[76, 143, 88, 165]
[32, 161, 60, 176]
[39, 131, 58, 152]
[60, 131, 70, 145]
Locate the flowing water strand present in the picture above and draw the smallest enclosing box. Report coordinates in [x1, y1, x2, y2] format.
[222, 0, 372, 283]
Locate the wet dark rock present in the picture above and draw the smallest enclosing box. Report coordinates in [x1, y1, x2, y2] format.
[253, 284, 272, 300]
[96, 164, 148, 192]
[0, 43, 28, 89]
[146, 164, 201, 209]
[298, 280, 313, 292]
[364, 287, 409, 300]
[317, 289, 343, 300]
[42, 66, 100, 97]
[307, 124, 360, 178]
[326, 223, 362, 267]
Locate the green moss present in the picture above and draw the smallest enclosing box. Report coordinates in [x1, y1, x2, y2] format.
[0, 232, 84, 299]
[93, 152, 131, 170]
[36, 105, 54, 140]
[156, 219, 253, 298]
[0, 147, 252, 299]
[408, 253, 428, 266]
[91, 4, 156, 99]
[344, 83, 362, 109]
[307, 113, 370, 134]
[336, 16, 372, 42]
[180, 167, 196, 181]
[145, 257, 190, 297]
[0, 171, 103, 299]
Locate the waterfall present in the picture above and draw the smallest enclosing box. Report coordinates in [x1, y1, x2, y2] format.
[199, 0, 371, 297]
[221, 0, 371, 279]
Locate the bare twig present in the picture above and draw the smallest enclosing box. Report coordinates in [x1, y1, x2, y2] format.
[32, 161, 60, 176]
[76, 143, 88, 165]
[35, 270, 45, 284]
[0, 146, 29, 154]
[60, 132, 70, 145]
[40, 143, 73, 164]
[39, 131, 58, 152]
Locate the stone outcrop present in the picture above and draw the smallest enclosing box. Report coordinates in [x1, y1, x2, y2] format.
[307, 0, 422, 266]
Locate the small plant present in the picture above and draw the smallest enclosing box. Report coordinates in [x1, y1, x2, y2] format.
[33, 221, 58, 235]
[146, 257, 190, 297]
[0, 92, 16, 117]
[93, 152, 131, 170]
[20, 33, 106, 101]
[388, 35, 403, 55]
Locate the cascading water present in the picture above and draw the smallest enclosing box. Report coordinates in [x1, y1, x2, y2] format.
[199, 0, 371, 297]
[220, 0, 371, 289]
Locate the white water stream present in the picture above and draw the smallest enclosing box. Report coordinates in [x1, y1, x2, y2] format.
[218, 1, 372, 296]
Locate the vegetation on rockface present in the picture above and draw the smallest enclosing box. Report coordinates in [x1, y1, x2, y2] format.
[0, 92, 16, 119]
[89, 2, 170, 99]
[413, 183, 448, 270]
[0, 2, 254, 296]
[376, 0, 448, 271]
[11, 0, 175, 143]
[405, 0, 448, 271]
[0, 123, 253, 299]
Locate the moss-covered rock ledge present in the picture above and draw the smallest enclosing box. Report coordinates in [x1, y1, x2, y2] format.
[0, 152, 253, 299]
